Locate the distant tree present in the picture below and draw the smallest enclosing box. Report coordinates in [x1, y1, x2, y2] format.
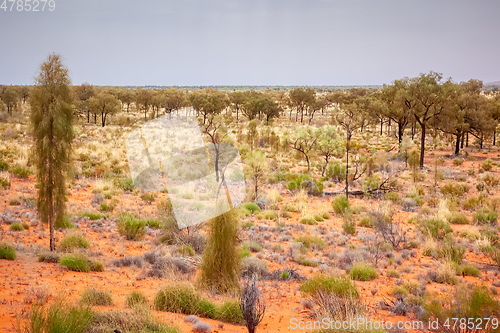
[73, 83, 95, 122]
[290, 127, 321, 174]
[88, 92, 121, 127]
[202, 114, 231, 183]
[3, 86, 18, 115]
[190, 88, 229, 124]
[119, 89, 135, 113]
[288, 87, 315, 122]
[246, 150, 269, 199]
[230, 91, 248, 121]
[246, 120, 259, 151]
[20, 86, 30, 104]
[150, 90, 164, 118]
[163, 87, 187, 117]
[136, 89, 152, 120]
[29, 54, 74, 251]
[308, 95, 328, 124]
[316, 125, 343, 176]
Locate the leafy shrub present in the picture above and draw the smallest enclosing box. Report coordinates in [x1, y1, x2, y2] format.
[294, 236, 326, 250]
[0, 176, 10, 189]
[428, 262, 458, 285]
[80, 212, 103, 220]
[59, 232, 90, 252]
[349, 262, 378, 281]
[300, 274, 359, 299]
[386, 269, 401, 278]
[0, 243, 16, 260]
[125, 290, 149, 308]
[447, 211, 469, 224]
[439, 236, 465, 265]
[116, 213, 146, 240]
[10, 164, 31, 178]
[0, 160, 8, 171]
[326, 163, 346, 182]
[332, 194, 349, 214]
[452, 158, 464, 166]
[55, 215, 74, 229]
[242, 202, 261, 213]
[456, 264, 480, 277]
[342, 215, 356, 235]
[80, 288, 113, 306]
[473, 208, 498, 225]
[419, 219, 453, 239]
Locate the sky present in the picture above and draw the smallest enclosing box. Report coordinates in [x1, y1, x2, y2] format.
[1, 0, 499, 86]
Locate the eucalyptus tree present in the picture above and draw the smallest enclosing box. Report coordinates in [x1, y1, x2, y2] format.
[229, 91, 248, 121]
[73, 83, 95, 122]
[163, 87, 187, 117]
[136, 88, 152, 120]
[290, 126, 321, 174]
[2, 86, 18, 115]
[119, 89, 135, 113]
[88, 91, 121, 127]
[316, 125, 343, 176]
[288, 87, 315, 122]
[29, 54, 74, 251]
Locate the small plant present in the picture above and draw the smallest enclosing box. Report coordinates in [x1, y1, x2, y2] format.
[38, 251, 60, 263]
[0, 176, 10, 189]
[0, 243, 16, 260]
[358, 215, 373, 228]
[60, 254, 103, 272]
[125, 290, 149, 308]
[178, 245, 196, 256]
[10, 222, 24, 231]
[300, 274, 359, 299]
[440, 183, 470, 197]
[349, 262, 378, 281]
[386, 268, 401, 278]
[140, 191, 157, 204]
[342, 213, 356, 235]
[385, 191, 401, 203]
[10, 164, 31, 178]
[473, 208, 498, 225]
[332, 194, 349, 215]
[59, 232, 90, 252]
[482, 158, 494, 171]
[8, 197, 21, 205]
[294, 236, 327, 250]
[116, 213, 146, 240]
[419, 219, 453, 239]
[452, 157, 464, 166]
[242, 242, 263, 253]
[113, 177, 134, 191]
[80, 212, 103, 220]
[242, 202, 261, 213]
[447, 211, 469, 225]
[299, 217, 317, 225]
[80, 288, 113, 306]
[240, 276, 266, 333]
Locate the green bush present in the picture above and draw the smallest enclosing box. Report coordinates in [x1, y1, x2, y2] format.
[113, 177, 134, 191]
[482, 158, 494, 171]
[55, 215, 75, 229]
[125, 291, 149, 308]
[10, 222, 24, 231]
[358, 215, 373, 228]
[80, 288, 113, 306]
[419, 219, 453, 239]
[177, 244, 195, 256]
[385, 191, 401, 203]
[60, 254, 103, 273]
[242, 202, 261, 213]
[439, 236, 465, 264]
[0, 243, 16, 260]
[440, 183, 470, 197]
[473, 208, 498, 225]
[154, 284, 243, 324]
[299, 217, 317, 225]
[38, 251, 60, 263]
[326, 163, 346, 182]
[0, 176, 10, 189]
[452, 158, 464, 166]
[140, 192, 157, 204]
[349, 262, 378, 281]
[10, 164, 31, 178]
[59, 232, 90, 252]
[332, 194, 349, 214]
[300, 274, 359, 299]
[9, 197, 21, 205]
[0, 160, 8, 171]
[80, 212, 104, 220]
[242, 241, 262, 253]
[456, 264, 480, 277]
[294, 236, 326, 250]
[296, 256, 318, 266]
[386, 268, 400, 278]
[448, 211, 469, 224]
[116, 213, 146, 240]
[342, 214, 356, 235]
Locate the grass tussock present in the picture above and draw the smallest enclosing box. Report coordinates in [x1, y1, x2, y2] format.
[59, 232, 90, 252]
[0, 243, 16, 260]
[80, 288, 113, 306]
[116, 213, 147, 241]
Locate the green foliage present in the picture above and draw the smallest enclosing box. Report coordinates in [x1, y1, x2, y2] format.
[326, 163, 346, 182]
[242, 202, 261, 213]
[342, 214, 356, 235]
[116, 213, 146, 240]
[10, 164, 31, 179]
[177, 245, 195, 256]
[473, 208, 498, 225]
[242, 241, 262, 253]
[38, 251, 60, 263]
[59, 232, 90, 252]
[440, 183, 470, 197]
[125, 291, 149, 308]
[140, 192, 157, 204]
[358, 215, 373, 228]
[80, 212, 104, 220]
[456, 264, 481, 277]
[300, 274, 359, 299]
[10, 222, 24, 231]
[439, 236, 465, 265]
[154, 284, 243, 324]
[294, 236, 327, 250]
[482, 158, 494, 171]
[0, 176, 10, 189]
[349, 262, 378, 281]
[0, 160, 8, 171]
[80, 288, 113, 306]
[296, 256, 318, 266]
[419, 219, 453, 239]
[60, 254, 103, 273]
[54, 215, 74, 229]
[386, 269, 401, 278]
[452, 158, 464, 166]
[299, 217, 317, 225]
[385, 191, 401, 203]
[332, 194, 349, 214]
[198, 207, 240, 294]
[362, 174, 380, 191]
[0, 243, 16, 260]
[113, 177, 134, 191]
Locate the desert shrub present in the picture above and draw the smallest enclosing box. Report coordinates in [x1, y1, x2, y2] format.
[261, 210, 277, 219]
[362, 174, 380, 191]
[9, 197, 21, 205]
[0, 243, 16, 260]
[216, 300, 244, 325]
[38, 251, 60, 263]
[428, 262, 458, 285]
[452, 158, 464, 166]
[440, 183, 470, 197]
[177, 244, 195, 256]
[370, 208, 407, 249]
[59, 232, 90, 252]
[473, 208, 498, 225]
[242, 202, 261, 213]
[198, 207, 240, 294]
[424, 285, 499, 332]
[386, 269, 401, 278]
[125, 291, 149, 308]
[447, 211, 469, 224]
[113, 177, 134, 191]
[116, 213, 146, 240]
[456, 264, 481, 277]
[332, 194, 349, 214]
[10, 164, 31, 178]
[0, 160, 8, 171]
[349, 262, 378, 281]
[326, 163, 346, 182]
[10, 222, 24, 231]
[482, 158, 494, 171]
[240, 257, 269, 279]
[80, 288, 113, 306]
[54, 215, 74, 229]
[242, 241, 262, 253]
[419, 219, 452, 239]
[294, 236, 327, 250]
[299, 217, 317, 225]
[60, 254, 103, 272]
[154, 284, 243, 324]
[80, 212, 103, 220]
[313, 214, 324, 222]
[385, 191, 401, 203]
[296, 256, 318, 267]
[342, 214, 356, 235]
[239, 276, 266, 333]
[140, 191, 157, 204]
[300, 274, 359, 299]
[439, 236, 465, 265]
[462, 196, 481, 211]
[0, 176, 10, 189]
[479, 226, 500, 243]
[358, 215, 373, 228]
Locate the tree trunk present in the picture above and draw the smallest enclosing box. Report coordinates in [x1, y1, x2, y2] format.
[454, 133, 461, 155]
[345, 136, 350, 199]
[380, 119, 383, 135]
[466, 132, 469, 147]
[461, 132, 465, 148]
[305, 154, 310, 174]
[87, 110, 90, 123]
[493, 130, 496, 146]
[101, 113, 106, 127]
[321, 156, 329, 177]
[419, 124, 425, 169]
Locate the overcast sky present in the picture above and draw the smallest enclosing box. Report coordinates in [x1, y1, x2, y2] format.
[1, 0, 499, 86]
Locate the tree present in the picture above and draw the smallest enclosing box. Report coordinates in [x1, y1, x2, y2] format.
[190, 88, 229, 124]
[163, 87, 186, 116]
[198, 206, 240, 294]
[20, 86, 30, 104]
[88, 91, 121, 127]
[290, 127, 321, 174]
[230, 91, 247, 121]
[288, 87, 315, 122]
[29, 54, 74, 251]
[316, 125, 343, 176]
[246, 120, 259, 151]
[136, 89, 152, 120]
[119, 89, 135, 113]
[246, 150, 268, 199]
[3, 86, 18, 115]
[202, 114, 231, 183]
[73, 83, 95, 122]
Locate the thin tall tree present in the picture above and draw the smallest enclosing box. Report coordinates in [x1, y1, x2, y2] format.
[29, 54, 74, 251]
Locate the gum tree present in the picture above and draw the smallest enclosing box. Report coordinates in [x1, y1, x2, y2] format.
[29, 54, 74, 251]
